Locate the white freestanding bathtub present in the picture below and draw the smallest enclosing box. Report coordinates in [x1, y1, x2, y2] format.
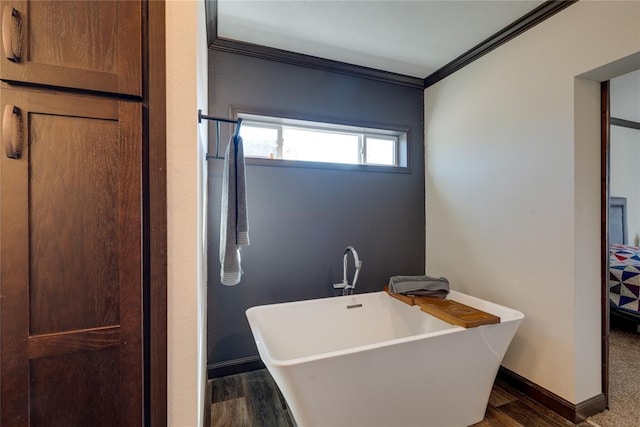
[246, 290, 523, 427]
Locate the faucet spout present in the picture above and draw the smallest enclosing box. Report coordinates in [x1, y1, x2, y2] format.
[333, 246, 362, 296]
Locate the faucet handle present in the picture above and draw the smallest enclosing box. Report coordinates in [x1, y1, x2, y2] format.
[333, 281, 347, 289]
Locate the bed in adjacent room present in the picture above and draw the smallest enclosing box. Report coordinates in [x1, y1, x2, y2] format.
[609, 197, 640, 322]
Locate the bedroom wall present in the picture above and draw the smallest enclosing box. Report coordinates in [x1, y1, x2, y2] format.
[610, 70, 640, 245]
[610, 127, 640, 245]
[611, 69, 640, 121]
[424, 0, 640, 405]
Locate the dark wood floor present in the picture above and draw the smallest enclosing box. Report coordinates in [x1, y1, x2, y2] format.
[211, 369, 294, 427]
[210, 369, 592, 427]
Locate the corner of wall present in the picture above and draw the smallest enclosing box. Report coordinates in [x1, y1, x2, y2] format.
[572, 76, 603, 402]
[166, 0, 206, 425]
[424, 0, 639, 406]
[197, 0, 210, 425]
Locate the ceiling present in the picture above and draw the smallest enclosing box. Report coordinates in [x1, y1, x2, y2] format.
[217, 0, 546, 79]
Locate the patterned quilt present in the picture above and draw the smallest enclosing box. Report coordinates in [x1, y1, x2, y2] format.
[610, 244, 640, 316]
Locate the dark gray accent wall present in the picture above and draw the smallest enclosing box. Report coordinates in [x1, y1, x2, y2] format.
[207, 50, 425, 371]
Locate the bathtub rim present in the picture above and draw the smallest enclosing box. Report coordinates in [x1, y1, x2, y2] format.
[246, 290, 524, 368]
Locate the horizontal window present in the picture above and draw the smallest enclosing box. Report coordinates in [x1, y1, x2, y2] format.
[236, 113, 408, 170]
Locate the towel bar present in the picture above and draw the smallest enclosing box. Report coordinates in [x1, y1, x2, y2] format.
[197, 109, 242, 159]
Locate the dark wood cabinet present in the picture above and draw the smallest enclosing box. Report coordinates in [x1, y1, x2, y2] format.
[0, 1, 141, 96]
[0, 0, 150, 425]
[0, 85, 143, 426]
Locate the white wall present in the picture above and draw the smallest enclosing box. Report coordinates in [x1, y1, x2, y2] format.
[611, 69, 640, 122]
[610, 127, 640, 245]
[424, 0, 640, 404]
[166, 0, 208, 425]
[610, 70, 640, 245]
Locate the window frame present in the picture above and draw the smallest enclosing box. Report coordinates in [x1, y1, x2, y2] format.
[362, 135, 398, 166]
[229, 107, 410, 173]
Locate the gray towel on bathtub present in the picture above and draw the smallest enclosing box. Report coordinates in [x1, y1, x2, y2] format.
[388, 275, 450, 298]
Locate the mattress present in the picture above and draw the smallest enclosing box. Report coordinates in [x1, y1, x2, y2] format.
[610, 243, 640, 316]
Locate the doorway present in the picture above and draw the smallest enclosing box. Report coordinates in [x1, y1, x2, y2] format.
[599, 69, 640, 424]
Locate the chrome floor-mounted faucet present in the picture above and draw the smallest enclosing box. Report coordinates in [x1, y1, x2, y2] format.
[333, 246, 362, 296]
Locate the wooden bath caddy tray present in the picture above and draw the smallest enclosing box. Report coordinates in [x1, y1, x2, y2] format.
[383, 287, 500, 328]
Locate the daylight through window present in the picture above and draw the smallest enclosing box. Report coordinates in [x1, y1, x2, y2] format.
[237, 113, 405, 168]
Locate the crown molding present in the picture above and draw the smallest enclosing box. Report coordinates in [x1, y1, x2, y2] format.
[204, 0, 424, 89]
[424, 0, 578, 88]
[206, 0, 578, 90]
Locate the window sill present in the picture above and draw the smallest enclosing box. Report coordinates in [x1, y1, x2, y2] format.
[244, 157, 411, 174]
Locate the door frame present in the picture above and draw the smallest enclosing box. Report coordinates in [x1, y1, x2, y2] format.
[600, 80, 610, 409]
[601, 72, 640, 411]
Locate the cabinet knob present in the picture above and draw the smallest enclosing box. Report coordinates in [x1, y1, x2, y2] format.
[3, 105, 22, 159]
[2, 6, 20, 63]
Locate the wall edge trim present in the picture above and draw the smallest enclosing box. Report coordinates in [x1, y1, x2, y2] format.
[576, 393, 607, 422]
[210, 38, 425, 89]
[497, 366, 606, 423]
[208, 356, 265, 379]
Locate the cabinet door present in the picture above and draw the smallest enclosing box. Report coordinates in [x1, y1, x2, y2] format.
[0, 85, 142, 426]
[0, 1, 141, 96]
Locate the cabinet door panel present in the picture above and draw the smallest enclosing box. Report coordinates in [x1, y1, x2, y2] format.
[30, 349, 121, 427]
[0, 85, 142, 426]
[29, 114, 120, 334]
[0, 1, 141, 96]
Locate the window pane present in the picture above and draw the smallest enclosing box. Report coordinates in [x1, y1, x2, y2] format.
[236, 112, 406, 168]
[240, 125, 278, 159]
[282, 128, 359, 164]
[366, 137, 395, 165]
